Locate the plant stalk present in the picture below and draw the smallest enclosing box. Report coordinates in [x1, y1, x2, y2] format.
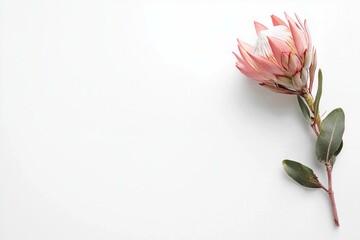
[302, 88, 340, 227]
[325, 161, 340, 226]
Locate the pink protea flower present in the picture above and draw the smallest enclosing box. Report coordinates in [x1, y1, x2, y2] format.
[234, 13, 317, 94]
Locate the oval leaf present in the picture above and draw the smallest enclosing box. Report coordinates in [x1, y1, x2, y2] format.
[313, 69, 323, 118]
[282, 160, 322, 188]
[297, 96, 311, 122]
[316, 108, 345, 162]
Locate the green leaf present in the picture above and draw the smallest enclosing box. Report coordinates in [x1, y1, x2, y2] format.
[282, 160, 322, 188]
[313, 69, 323, 118]
[334, 140, 343, 156]
[316, 108, 345, 162]
[331, 140, 344, 167]
[297, 96, 311, 122]
[330, 156, 336, 167]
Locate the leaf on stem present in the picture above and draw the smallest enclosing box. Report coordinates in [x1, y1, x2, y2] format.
[334, 140, 343, 156]
[297, 96, 311, 123]
[331, 140, 344, 167]
[316, 108, 345, 162]
[329, 156, 336, 167]
[313, 69, 323, 118]
[282, 160, 322, 188]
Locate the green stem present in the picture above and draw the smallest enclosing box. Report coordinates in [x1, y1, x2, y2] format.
[325, 161, 340, 226]
[302, 89, 321, 136]
[301, 88, 340, 227]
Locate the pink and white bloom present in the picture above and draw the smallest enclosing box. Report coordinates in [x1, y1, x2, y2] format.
[234, 13, 317, 94]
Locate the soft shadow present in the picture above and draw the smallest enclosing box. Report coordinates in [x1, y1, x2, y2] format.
[232, 74, 297, 117]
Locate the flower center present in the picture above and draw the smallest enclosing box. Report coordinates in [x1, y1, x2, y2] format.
[254, 26, 295, 58]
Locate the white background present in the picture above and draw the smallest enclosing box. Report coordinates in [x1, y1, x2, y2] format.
[1, 0, 360, 239]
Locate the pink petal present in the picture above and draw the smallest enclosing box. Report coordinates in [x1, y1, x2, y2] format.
[288, 52, 301, 74]
[301, 68, 308, 86]
[233, 47, 267, 81]
[233, 52, 266, 82]
[233, 51, 241, 61]
[285, 13, 307, 56]
[267, 36, 291, 66]
[237, 40, 283, 80]
[237, 39, 254, 52]
[285, 12, 301, 28]
[254, 21, 268, 35]
[236, 40, 256, 69]
[281, 52, 289, 71]
[304, 20, 312, 49]
[303, 49, 312, 69]
[295, 13, 305, 30]
[271, 14, 287, 26]
[236, 63, 268, 82]
[247, 51, 284, 77]
[291, 72, 303, 90]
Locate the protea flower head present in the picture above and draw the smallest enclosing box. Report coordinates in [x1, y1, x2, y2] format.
[234, 13, 317, 94]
